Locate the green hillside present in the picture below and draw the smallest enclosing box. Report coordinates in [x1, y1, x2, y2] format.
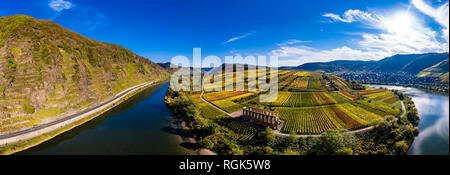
[0, 15, 168, 133]
[285, 53, 449, 75]
[417, 58, 449, 82]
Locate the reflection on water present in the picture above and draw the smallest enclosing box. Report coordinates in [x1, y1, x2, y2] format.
[19, 83, 192, 155]
[366, 85, 449, 155]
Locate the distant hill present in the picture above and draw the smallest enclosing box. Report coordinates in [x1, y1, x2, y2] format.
[283, 53, 449, 76]
[281, 60, 373, 73]
[417, 58, 449, 82]
[157, 62, 177, 69]
[157, 62, 216, 73]
[0, 15, 168, 131]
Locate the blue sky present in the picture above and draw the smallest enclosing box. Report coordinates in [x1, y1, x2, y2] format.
[2, 0, 449, 66]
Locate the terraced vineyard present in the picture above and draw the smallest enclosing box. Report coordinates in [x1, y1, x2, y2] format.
[276, 107, 337, 134]
[188, 69, 403, 135]
[339, 91, 359, 100]
[269, 91, 342, 107]
[364, 91, 393, 100]
[211, 100, 244, 113]
[203, 91, 249, 101]
[336, 103, 382, 125]
[216, 117, 258, 142]
[383, 96, 400, 104]
[190, 94, 223, 118]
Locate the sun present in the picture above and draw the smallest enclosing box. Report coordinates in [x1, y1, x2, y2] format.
[381, 12, 417, 35]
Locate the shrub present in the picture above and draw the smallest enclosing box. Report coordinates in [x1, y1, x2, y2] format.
[335, 147, 353, 155]
[22, 101, 35, 114]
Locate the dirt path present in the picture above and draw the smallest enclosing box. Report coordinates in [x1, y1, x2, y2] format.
[400, 101, 407, 118]
[200, 91, 238, 117]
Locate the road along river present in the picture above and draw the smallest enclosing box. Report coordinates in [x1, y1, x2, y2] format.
[17, 82, 194, 155]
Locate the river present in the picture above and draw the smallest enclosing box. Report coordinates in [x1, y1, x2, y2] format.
[18, 82, 194, 155]
[366, 85, 449, 155]
[17, 83, 448, 155]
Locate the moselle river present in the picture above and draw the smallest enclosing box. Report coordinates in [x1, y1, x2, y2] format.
[366, 85, 449, 155]
[18, 83, 448, 155]
[18, 82, 193, 155]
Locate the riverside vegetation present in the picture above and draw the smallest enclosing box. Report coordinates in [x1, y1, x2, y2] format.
[165, 67, 420, 155]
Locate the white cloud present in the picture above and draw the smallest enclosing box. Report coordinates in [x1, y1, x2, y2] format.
[273, 4, 449, 67]
[48, 0, 73, 12]
[323, 9, 379, 24]
[272, 45, 390, 66]
[277, 39, 312, 46]
[412, 0, 449, 42]
[222, 30, 257, 45]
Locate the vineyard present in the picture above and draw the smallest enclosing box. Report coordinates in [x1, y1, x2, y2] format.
[212, 99, 244, 113]
[190, 94, 224, 118]
[276, 107, 337, 134]
[383, 96, 400, 104]
[269, 91, 350, 107]
[354, 89, 385, 96]
[183, 69, 404, 135]
[351, 100, 401, 116]
[216, 117, 258, 142]
[276, 104, 378, 134]
[327, 92, 352, 103]
[203, 91, 250, 101]
[328, 106, 363, 129]
[338, 91, 358, 100]
[202, 91, 255, 113]
[307, 76, 324, 90]
[336, 103, 382, 125]
[364, 91, 393, 100]
[289, 76, 309, 89]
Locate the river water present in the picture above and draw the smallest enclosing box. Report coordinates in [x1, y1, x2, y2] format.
[19, 82, 193, 155]
[366, 85, 449, 155]
[18, 83, 448, 155]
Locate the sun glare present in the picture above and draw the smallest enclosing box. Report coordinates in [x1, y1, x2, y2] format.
[381, 12, 416, 34]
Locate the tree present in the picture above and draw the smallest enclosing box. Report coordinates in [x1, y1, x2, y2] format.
[309, 129, 354, 155]
[287, 131, 298, 145]
[394, 140, 409, 155]
[397, 92, 405, 100]
[374, 118, 391, 133]
[263, 146, 273, 155]
[262, 127, 275, 144]
[335, 148, 353, 155]
[199, 137, 214, 149]
[407, 110, 419, 125]
[281, 149, 299, 155]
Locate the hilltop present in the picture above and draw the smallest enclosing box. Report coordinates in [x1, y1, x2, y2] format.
[282, 52, 449, 82]
[417, 58, 449, 82]
[0, 15, 168, 133]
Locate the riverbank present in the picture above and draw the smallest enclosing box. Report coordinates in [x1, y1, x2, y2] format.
[363, 83, 449, 96]
[0, 80, 165, 155]
[366, 84, 449, 155]
[171, 118, 216, 155]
